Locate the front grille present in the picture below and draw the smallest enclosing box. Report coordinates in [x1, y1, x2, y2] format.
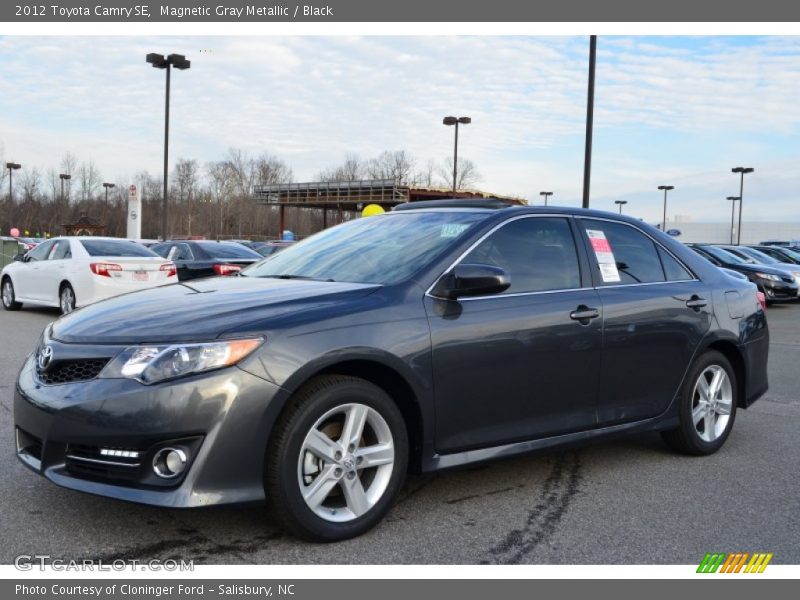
[38, 359, 109, 385]
[65, 444, 143, 484]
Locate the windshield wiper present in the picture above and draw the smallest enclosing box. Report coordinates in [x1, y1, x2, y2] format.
[263, 274, 336, 282]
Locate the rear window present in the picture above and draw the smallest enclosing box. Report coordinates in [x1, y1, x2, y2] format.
[80, 239, 158, 257]
[198, 242, 261, 259]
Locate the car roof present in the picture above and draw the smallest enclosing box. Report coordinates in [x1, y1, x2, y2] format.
[390, 199, 646, 222]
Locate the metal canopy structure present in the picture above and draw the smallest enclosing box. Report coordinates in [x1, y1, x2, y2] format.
[253, 179, 524, 234]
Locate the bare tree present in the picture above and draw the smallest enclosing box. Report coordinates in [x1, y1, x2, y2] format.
[317, 154, 365, 182]
[173, 158, 200, 235]
[19, 167, 42, 203]
[437, 156, 481, 190]
[253, 153, 293, 186]
[77, 161, 101, 203]
[366, 150, 417, 185]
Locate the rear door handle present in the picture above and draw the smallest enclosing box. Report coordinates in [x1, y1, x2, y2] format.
[686, 296, 708, 309]
[570, 305, 600, 322]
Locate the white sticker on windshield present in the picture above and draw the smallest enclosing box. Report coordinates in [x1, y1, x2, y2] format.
[586, 229, 621, 282]
[441, 224, 470, 238]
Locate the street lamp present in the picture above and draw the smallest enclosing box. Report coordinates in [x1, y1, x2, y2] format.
[539, 191, 553, 206]
[614, 200, 628, 214]
[103, 182, 116, 204]
[657, 185, 674, 232]
[726, 196, 740, 245]
[442, 115, 471, 194]
[147, 52, 191, 241]
[732, 167, 754, 245]
[59, 173, 71, 203]
[6, 162, 21, 201]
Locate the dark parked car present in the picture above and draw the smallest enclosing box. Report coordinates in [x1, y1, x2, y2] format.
[150, 240, 261, 281]
[15, 201, 769, 542]
[749, 245, 800, 265]
[687, 243, 798, 302]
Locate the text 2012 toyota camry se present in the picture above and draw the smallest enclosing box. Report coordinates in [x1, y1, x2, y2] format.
[14, 200, 769, 541]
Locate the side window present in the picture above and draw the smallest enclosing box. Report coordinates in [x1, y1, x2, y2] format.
[581, 220, 665, 285]
[657, 246, 693, 281]
[461, 217, 581, 294]
[26, 240, 55, 262]
[51, 240, 71, 260]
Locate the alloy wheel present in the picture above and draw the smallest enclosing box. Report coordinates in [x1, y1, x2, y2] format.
[692, 365, 733, 442]
[60, 287, 75, 314]
[2, 281, 12, 308]
[297, 402, 395, 523]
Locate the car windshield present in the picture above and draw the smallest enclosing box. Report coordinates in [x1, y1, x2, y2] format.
[702, 246, 746, 264]
[739, 247, 779, 264]
[779, 248, 800, 261]
[198, 242, 261, 259]
[80, 239, 158, 257]
[242, 212, 487, 284]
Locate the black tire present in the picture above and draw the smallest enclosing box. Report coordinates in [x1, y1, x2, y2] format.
[59, 283, 76, 315]
[265, 375, 408, 542]
[1, 277, 22, 311]
[661, 350, 738, 456]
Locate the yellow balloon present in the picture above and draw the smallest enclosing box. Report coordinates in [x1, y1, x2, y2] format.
[361, 204, 385, 217]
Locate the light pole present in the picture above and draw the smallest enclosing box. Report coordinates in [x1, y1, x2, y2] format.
[726, 196, 740, 245]
[539, 191, 553, 206]
[732, 167, 754, 245]
[147, 52, 191, 241]
[658, 185, 674, 232]
[6, 162, 21, 201]
[615, 200, 628, 214]
[443, 116, 471, 193]
[582, 35, 597, 209]
[59, 173, 71, 203]
[103, 182, 116, 204]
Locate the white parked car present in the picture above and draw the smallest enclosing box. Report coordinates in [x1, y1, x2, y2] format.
[1, 236, 177, 314]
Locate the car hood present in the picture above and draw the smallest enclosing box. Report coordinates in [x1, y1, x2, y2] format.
[51, 276, 382, 344]
[732, 263, 793, 277]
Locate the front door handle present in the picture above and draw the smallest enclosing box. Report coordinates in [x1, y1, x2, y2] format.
[570, 305, 600, 323]
[686, 296, 707, 309]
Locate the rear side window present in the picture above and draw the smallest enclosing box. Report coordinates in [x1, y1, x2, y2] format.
[80, 239, 157, 257]
[51, 240, 71, 260]
[657, 246, 693, 281]
[580, 220, 665, 285]
[461, 217, 581, 294]
[199, 242, 261, 259]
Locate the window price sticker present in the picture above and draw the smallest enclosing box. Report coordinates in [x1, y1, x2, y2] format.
[586, 229, 621, 282]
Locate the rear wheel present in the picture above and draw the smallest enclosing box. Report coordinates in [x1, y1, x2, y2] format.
[1, 278, 22, 310]
[661, 350, 737, 455]
[265, 375, 408, 542]
[59, 284, 76, 315]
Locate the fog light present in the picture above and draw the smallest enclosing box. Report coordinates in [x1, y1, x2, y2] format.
[152, 447, 187, 479]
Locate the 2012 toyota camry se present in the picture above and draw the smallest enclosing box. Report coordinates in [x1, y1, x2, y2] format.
[14, 200, 769, 541]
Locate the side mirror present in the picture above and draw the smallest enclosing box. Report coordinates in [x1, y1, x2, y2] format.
[431, 263, 510, 299]
[13, 252, 25, 262]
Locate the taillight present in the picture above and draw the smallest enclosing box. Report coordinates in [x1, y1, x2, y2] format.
[160, 262, 177, 277]
[756, 291, 767, 311]
[90, 262, 122, 277]
[214, 263, 242, 276]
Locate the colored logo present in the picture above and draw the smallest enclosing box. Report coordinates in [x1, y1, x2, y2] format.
[697, 552, 773, 573]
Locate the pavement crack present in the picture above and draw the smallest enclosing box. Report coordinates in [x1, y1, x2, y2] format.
[484, 452, 582, 564]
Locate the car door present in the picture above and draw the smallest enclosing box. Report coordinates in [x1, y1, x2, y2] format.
[425, 215, 603, 454]
[45, 240, 72, 304]
[18, 240, 57, 301]
[577, 218, 712, 425]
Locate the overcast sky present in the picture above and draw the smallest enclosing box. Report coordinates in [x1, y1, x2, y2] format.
[1, 35, 799, 223]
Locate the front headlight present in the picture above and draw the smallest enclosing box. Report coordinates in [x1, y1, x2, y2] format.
[100, 338, 264, 384]
[755, 272, 781, 282]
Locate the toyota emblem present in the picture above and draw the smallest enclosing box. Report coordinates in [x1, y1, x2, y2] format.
[37, 345, 53, 371]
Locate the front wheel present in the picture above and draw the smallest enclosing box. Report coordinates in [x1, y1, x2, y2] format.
[1, 278, 22, 310]
[265, 375, 408, 542]
[661, 350, 737, 455]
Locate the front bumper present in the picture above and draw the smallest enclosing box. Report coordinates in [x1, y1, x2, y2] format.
[14, 352, 283, 507]
[758, 279, 798, 301]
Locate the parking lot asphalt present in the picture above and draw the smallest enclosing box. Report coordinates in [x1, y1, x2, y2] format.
[1, 304, 798, 565]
